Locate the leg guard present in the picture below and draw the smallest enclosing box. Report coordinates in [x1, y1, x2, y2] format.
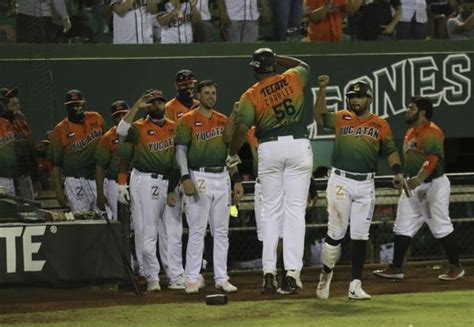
[322, 242, 341, 270]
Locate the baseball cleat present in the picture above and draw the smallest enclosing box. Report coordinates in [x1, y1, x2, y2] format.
[438, 264, 465, 281]
[216, 281, 238, 293]
[147, 280, 161, 292]
[277, 276, 299, 295]
[168, 275, 186, 290]
[316, 270, 333, 299]
[261, 273, 278, 294]
[348, 280, 371, 300]
[373, 265, 404, 280]
[185, 276, 206, 294]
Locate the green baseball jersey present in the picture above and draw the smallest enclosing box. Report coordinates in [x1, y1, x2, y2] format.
[47, 112, 106, 179]
[403, 121, 445, 179]
[323, 109, 397, 173]
[118, 118, 176, 175]
[237, 66, 311, 141]
[95, 126, 121, 180]
[0, 117, 16, 178]
[174, 109, 228, 168]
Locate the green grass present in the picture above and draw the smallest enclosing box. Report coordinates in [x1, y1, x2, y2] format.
[1, 290, 473, 327]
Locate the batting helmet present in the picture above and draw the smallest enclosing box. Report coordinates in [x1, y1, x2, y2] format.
[110, 100, 130, 117]
[410, 95, 433, 120]
[65, 89, 86, 105]
[249, 48, 276, 74]
[176, 69, 197, 86]
[346, 81, 373, 98]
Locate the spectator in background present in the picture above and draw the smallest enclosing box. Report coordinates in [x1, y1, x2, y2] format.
[350, 0, 402, 40]
[157, 0, 201, 43]
[396, 0, 428, 39]
[110, 0, 157, 44]
[427, 0, 458, 39]
[218, 0, 271, 42]
[447, 0, 474, 39]
[16, 0, 71, 43]
[193, 0, 214, 42]
[305, 0, 362, 42]
[270, 0, 304, 41]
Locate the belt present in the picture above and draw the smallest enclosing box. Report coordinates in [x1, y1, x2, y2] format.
[259, 134, 308, 144]
[191, 167, 225, 173]
[151, 173, 168, 180]
[334, 169, 374, 181]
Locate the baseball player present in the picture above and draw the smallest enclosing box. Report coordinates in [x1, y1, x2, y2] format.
[1, 87, 37, 200]
[110, 0, 157, 44]
[95, 100, 130, 220]
[228, 48, 313, 295]
[117, 90, 185, 292]
[157, 0, 201, 44]
[48, 90, 106, 213]
[373, 96, 465, 281]
[0, 101, 16, 195]
[314, 76, 404, 300]
[175, 80, 242, 294]
[165, 69, 200, 122]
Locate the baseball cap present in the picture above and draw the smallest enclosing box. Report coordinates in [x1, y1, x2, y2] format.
[65, 89, 86, 105]
[0, 87, 19, 99]
[346, 81, 373, 98]
[143, 89, 167, 103]
[110, 100, 130, 116]
[175, 69, 197, 86]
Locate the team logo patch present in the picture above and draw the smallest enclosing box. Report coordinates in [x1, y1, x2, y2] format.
[342, 115, 352, 121]
[147, 130, 155, 135]
[194, 121, 202, 126]
[67, 131, 75, 138]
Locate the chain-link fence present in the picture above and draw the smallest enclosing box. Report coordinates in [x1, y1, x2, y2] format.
[215, 173, 474, 272]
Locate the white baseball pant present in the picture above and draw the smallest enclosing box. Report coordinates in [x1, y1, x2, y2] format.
[394, 174, 453, 239]
[326, 168, 376, 241]
[258, 136, 313, 274]
[104, 178, 118, 220]
[64, 177, 98, 213]
[185, 169, 231, 284]
[130, 169, 144, 277]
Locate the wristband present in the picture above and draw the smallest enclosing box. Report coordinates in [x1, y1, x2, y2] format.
[391, 164, 402, 175]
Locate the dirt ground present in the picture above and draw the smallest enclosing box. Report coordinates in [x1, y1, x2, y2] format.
[0, 261, 472, 316]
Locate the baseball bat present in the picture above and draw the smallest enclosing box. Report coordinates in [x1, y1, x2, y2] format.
[402, 177, 412, 198]
[100, 211, 142, 296]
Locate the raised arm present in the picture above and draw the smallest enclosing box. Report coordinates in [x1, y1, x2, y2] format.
[314, 75, 330, 126]
[276, 54, 310, 72]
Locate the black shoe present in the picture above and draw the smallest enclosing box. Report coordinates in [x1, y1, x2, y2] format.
[278, 276, 298, 295]
[261, 273, 277, 294]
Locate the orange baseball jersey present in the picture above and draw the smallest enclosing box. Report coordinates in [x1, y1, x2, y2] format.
[164, 98, 200, 122]
[305, 0, 348, 42]
[403, 121, 445, 179]
[246, 126, 259, 177]
[323, 109, 397, 173]
[0, 117, 16, 177]
[95, 126, 121, 180]
[238, 66, 310, 141]
[47, 112, 106, 179]
[174, 109, 228, 168]
[119, 118, 176, 175]
[12, 118, 36, 176]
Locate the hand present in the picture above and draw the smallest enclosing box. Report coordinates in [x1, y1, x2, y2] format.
[118, 184, 130, 204]
[56, 190, 68, 208]
[133, 95, 153, 110]
[381, 24, 395, 34]
[407, 176, 422, 190]
[63, 16, 71, 33]
[181, 178, 196, 196]
[392, 173, 404, 189]
[318, 75, 330, 88]
[233, 182, 244, 205]
[226, 154, 241, 168]
[167, 192, 177, 206]
[96, 192, 108, 211]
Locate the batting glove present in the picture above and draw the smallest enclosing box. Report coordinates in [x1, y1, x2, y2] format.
[118, 184, 130, 204]
[226, 154, 241, 168]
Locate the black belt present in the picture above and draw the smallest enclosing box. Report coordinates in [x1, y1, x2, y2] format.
[259, 134, 308, 144]
[151, 173, 168, 180]
[334, 169, 374, 181]
[191, 167, 225, 173]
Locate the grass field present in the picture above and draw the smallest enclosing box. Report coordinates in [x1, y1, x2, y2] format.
[1, 290, 473, 327]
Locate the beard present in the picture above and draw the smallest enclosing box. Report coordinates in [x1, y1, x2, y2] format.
[405, 111, 419, 125]
[148, 108, 165, 120]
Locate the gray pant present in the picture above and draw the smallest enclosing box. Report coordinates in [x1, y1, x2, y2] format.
[224, 20, 259, 43]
